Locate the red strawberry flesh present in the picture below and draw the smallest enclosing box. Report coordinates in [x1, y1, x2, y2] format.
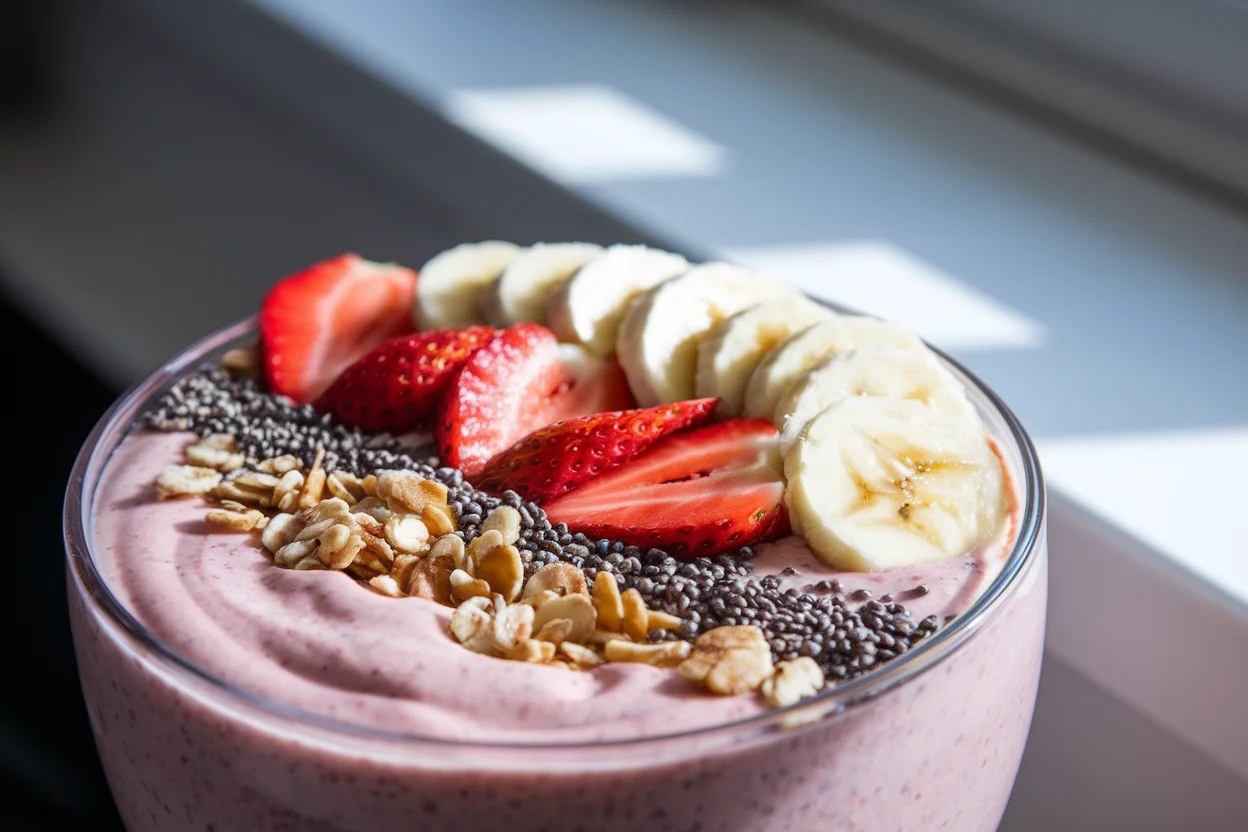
[475, 398, 718, 503]
[315, 327, 495, 432]
[543, 419, 789, 557]
[260, 254, 417, 403]
[437, 324, 635, 477]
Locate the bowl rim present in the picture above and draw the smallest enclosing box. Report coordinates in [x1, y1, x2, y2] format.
[63, 314, 1046, 751]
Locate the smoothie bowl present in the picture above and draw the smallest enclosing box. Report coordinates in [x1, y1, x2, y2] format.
[65, 243, 1046, 831]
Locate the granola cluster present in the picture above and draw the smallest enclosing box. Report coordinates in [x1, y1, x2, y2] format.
[156, 434, 825, 707]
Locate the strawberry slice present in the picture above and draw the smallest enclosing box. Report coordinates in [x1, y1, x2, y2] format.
[476, 398, 718, 504]
[315, 327, 495, 432]
[543, 419, 789, 557]
[260, 254, 418, 403]
[438, 324, 635, 477]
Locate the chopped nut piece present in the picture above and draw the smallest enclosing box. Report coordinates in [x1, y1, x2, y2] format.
[475, 542, 524, 603]
[480, 506, 521, 545]
[532, 593, 595, 644]
[450, 569, 492, 602]
[646, 609, 684, 632]
[620, 588, 649, 642]
[492, 603, 535, 653]
[560, 641, 605, 669]
[273, 469, 305, 513]
[156, 465, 221, 499]
[316, 523, 364, 570]
[261, 513, 302, 553]
[430, 534, 467, 571]
[450, 596, 497, 654]
[185, 434, 246, 472]
[384, 515, 430, 554]
[392, 553, 422, 590]
[761, 658, 826, 708]
[525, 562, 588, 600]
[592, 573, 624, 632]
[408, 555, 454, 604]
[368, 575, 402, 597]
[467, 529, 504, 563]
[520, 590, 559, 610]
[273, 538, 317, 568]
[299, 446, 327, 508]
[509, 638, 556, 663]
[534, 618, 574, 645]
[233, 471, 280, 491]
[605, 640, 692, 668]
[205, 507, 266, 532]
[679, 625, 775, 695]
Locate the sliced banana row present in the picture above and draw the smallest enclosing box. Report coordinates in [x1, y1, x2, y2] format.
[411, 240, 1009, 572]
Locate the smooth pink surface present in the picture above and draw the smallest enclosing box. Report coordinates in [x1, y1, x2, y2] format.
[71, 430, 1046, 830]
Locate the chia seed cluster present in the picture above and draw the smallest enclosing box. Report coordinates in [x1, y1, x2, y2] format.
[143, 366, 940, 684]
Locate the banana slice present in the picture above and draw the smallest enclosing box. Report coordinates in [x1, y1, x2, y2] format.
[785, 396, 1007, 571]
[776, 345, 977, 453]
[617, 263, 804, 406]
[479, 242, 604, 327]
[414, 241, 522, 330]
[545, 245, 688, 355]
[694, 297, 834, 417]
[743, 315, 925, 422]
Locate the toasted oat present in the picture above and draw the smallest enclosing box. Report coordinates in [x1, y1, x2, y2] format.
[646, 609, 684, 633]
[679, 625, 775, 695]
[604, 640, 691, 668]
[520, 589, 560, 610]
[421, 504, 456, 536]
[326, 472, 365, 505]
[592, 573, 624, 632]
[620, 588, 649, 642]
[532, 593, 595, 644]
[155, 465, 221, 499]
[205, 507, 266, 532]
[475, 542, 524, 603]
[450, 568, 492, 602]
[273, 538, 317, 568]
[273, 469, 305, 513]
[761, 658, 825, 708]
[220, 345, 261, 378]
[315, 523, 364, 570]
[368, 574, 402, 598]
[467, 529, 504, 563]
[299, 446, 327, 508]
[584, 628, 630, 648]
[360, 474, 379, 497]
[480, 506, 521, 545]
[449, 596, 497, 655]
[525, 562, 588, 600]
[377, 471, 448, 515]
[351, 497, 392, 524]
[256, 454, 301, 475]
[261, 512, 302, 553]
[392, 553, 422, 591]
[559, 641, 605, 669]
[492, 603, 535, 653]
[509, 638, 556, 664]
[384, 515, 430, 554]
[185, 434, 246, 472]
[534, 618, 574, 645]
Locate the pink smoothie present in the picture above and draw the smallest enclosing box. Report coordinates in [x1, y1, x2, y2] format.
[71, 430, 1046, 831]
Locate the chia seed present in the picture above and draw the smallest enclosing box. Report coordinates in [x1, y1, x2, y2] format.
[143, 366, 942, 684]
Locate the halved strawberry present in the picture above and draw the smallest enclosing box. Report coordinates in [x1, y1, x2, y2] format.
[438, 324, 635, 477]
[475, 398, 718, 503]
[315, 327, 495, 432]
[260, 254, 418, 403]
[543, 419, 789, 557]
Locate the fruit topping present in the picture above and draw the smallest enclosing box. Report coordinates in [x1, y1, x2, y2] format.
[437, 324, 635, 476]
[259, 254, 418, 403]
[479, 242, 604, 327]
[414, 240, 522, 330]
[784, 396, 1008, 571]
[315, 327, 495, 432]
[475, 398, 719, 504]
[542, 419, 789, 557]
